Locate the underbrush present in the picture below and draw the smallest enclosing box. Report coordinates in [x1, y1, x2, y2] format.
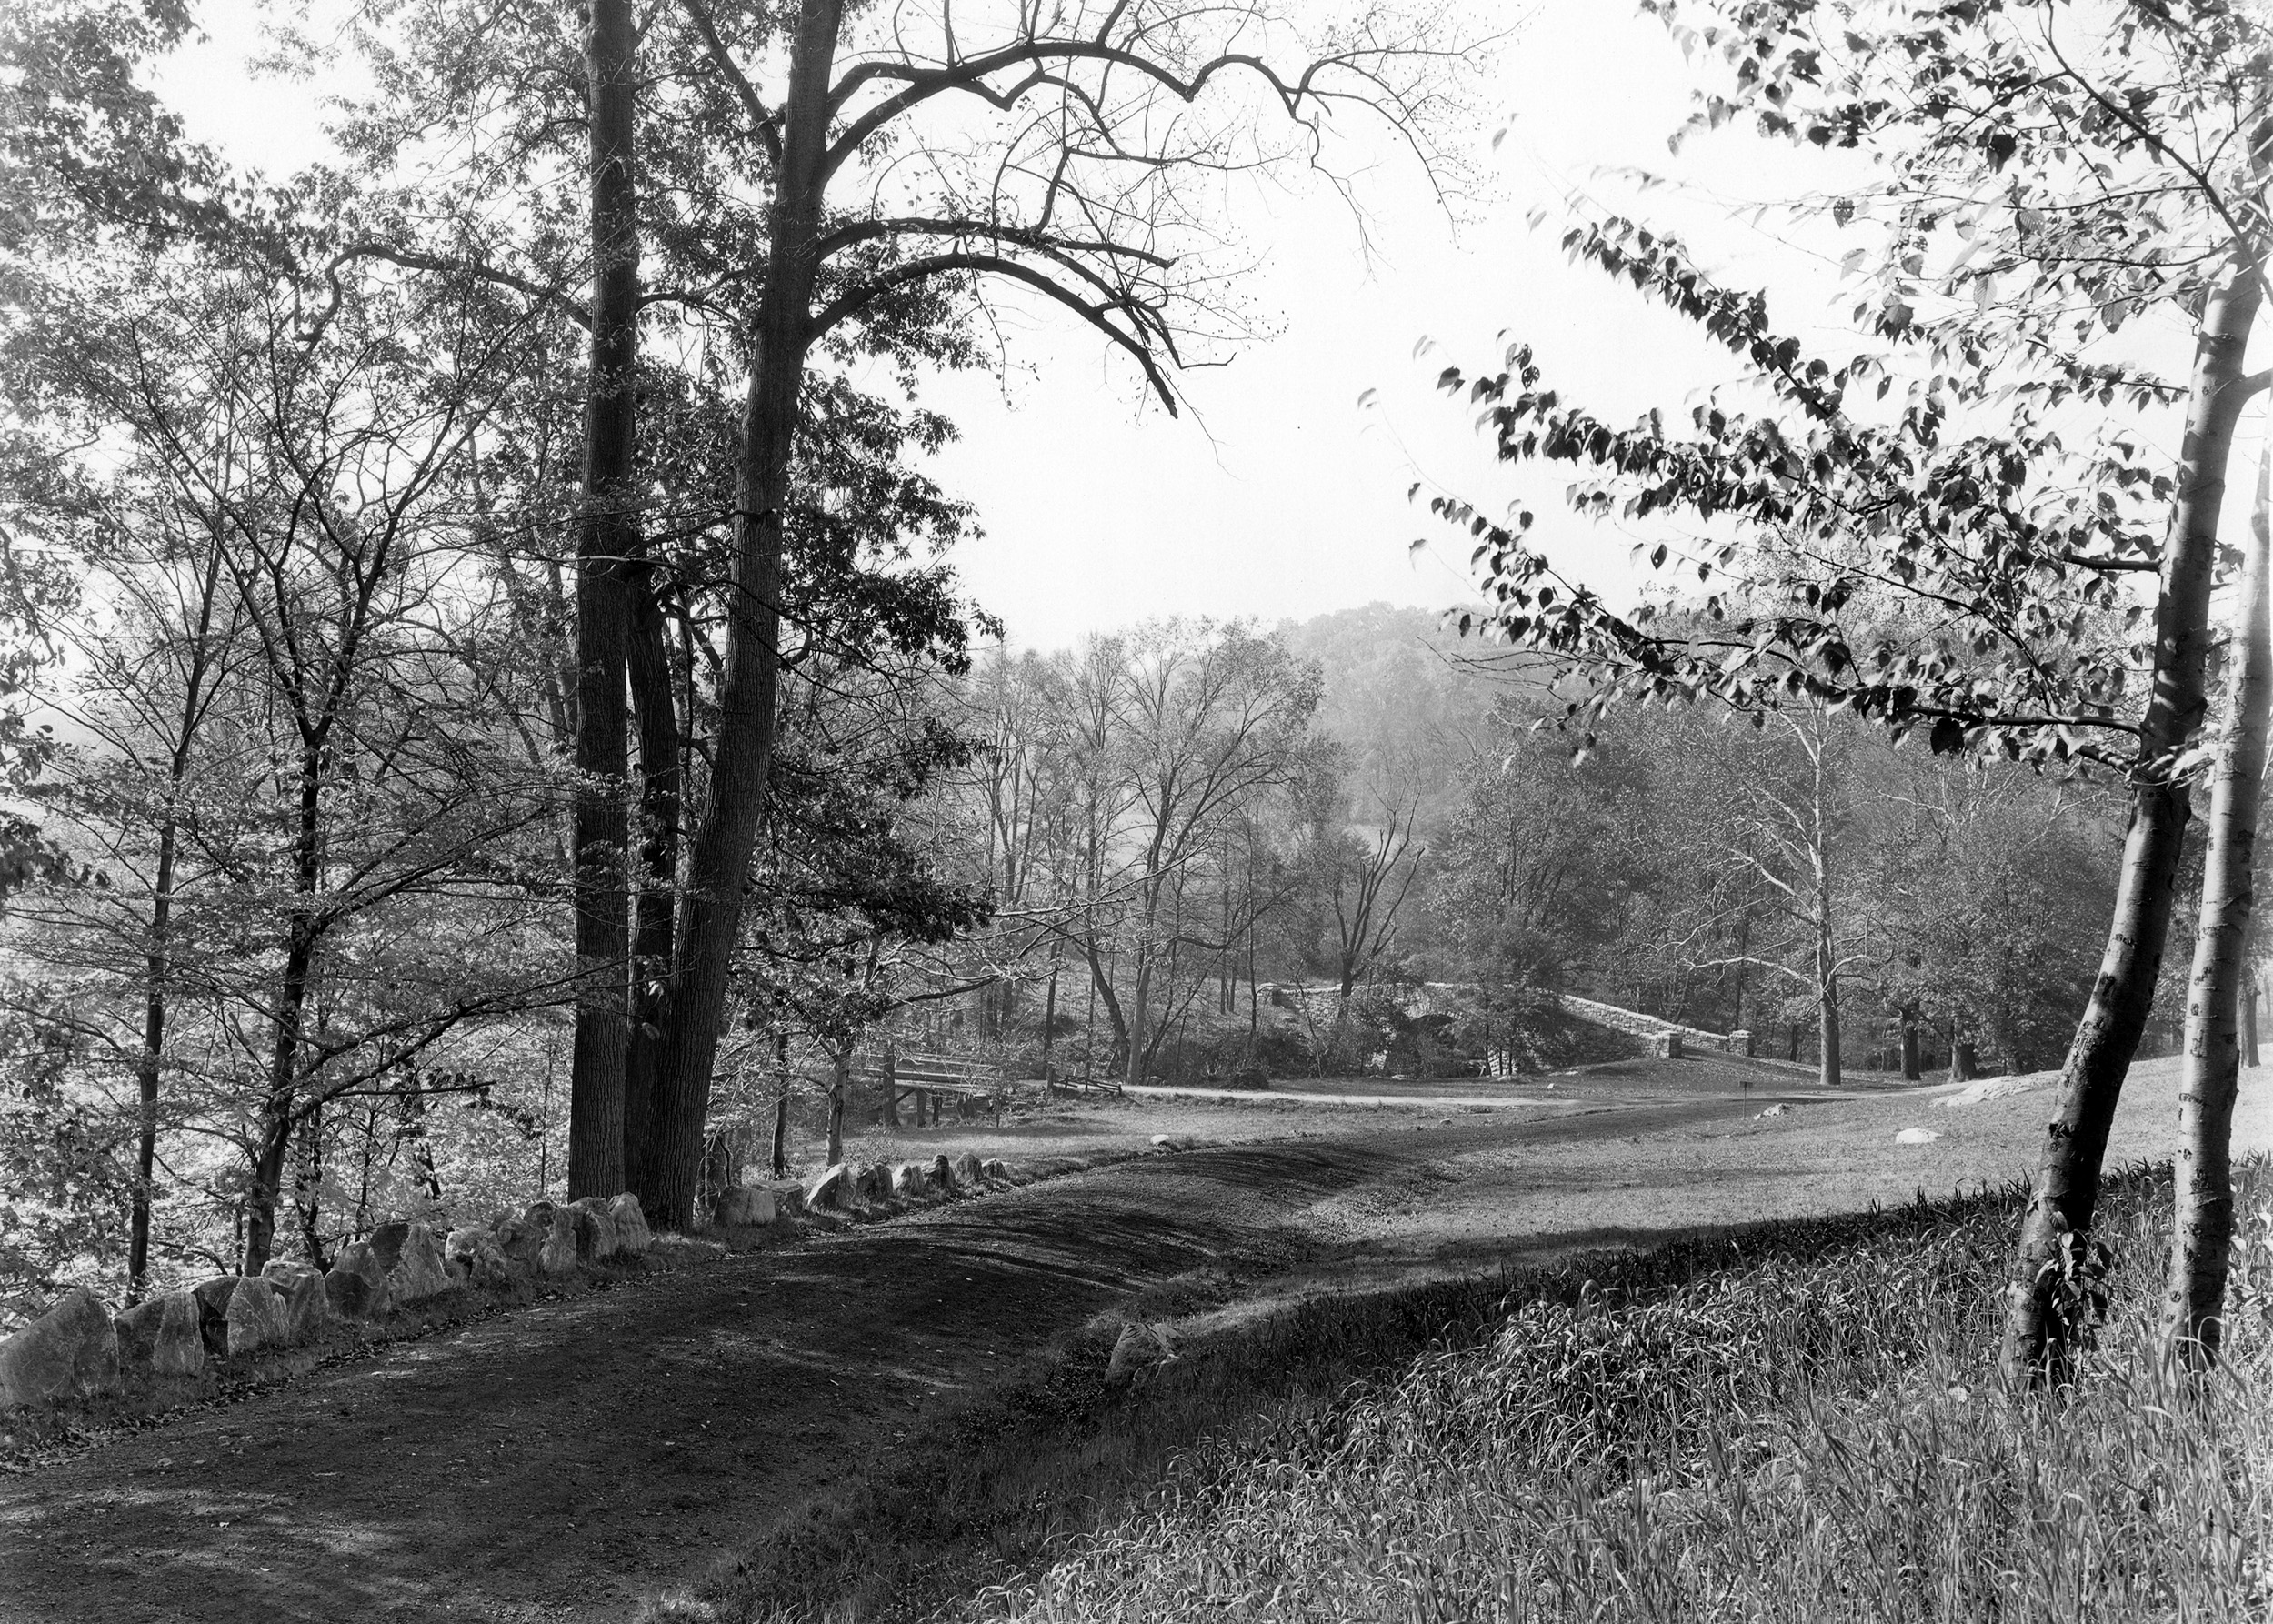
[985, 1163, 2273, 1623]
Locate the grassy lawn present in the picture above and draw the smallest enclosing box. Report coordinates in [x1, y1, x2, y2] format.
[649, 1054, 2273, 1623]
[976, 1158, 2273, 1623]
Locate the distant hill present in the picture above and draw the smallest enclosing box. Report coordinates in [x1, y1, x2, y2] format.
[1273, 604, 1545, 822]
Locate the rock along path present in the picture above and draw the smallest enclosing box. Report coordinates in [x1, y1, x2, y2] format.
[0, 1098, 1751, 1624]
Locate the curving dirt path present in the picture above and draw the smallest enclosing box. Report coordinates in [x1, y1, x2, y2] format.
[0, 1099, 1755, 1624]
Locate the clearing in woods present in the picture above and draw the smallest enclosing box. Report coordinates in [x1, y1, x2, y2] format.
[0, 1053, 2252, 1623]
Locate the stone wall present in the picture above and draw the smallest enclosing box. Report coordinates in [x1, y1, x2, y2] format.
[0, 1149, 1063, 1416]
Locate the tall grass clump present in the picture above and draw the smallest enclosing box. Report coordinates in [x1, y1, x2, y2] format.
[980, 1162, 2273, 1622]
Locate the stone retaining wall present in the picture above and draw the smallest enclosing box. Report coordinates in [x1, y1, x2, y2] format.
[0, 1148, 1072, 1416]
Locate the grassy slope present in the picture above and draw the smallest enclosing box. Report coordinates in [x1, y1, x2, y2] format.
[657, 1058, 2273, 1624]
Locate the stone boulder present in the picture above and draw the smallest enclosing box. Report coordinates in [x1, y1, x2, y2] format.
[365, 1220, 409, 1275]
[444, 1228, 512, 1290]
[1895, 1128, 1943, 1146]
[0, 1288, 120, 1407]
[537, 1208, 580, 1274]
[893, 1162, 929, 1199]
[857, 1163, 896, 1205]
[387, 1222, 458, 1306]
[224, 1276, 290, 1356]
[712, 1186, 775, 1227]
[115, 1290, 205, 1379]
[260, 1260, 332, 1341]
[493, 1217, 546, 1274]
[802, 1163, 852, 1212]
[1104, 1321, 1176, 1391]
[952, 1151, 984, 1186]
[522, 1200, 557, 1228]
[763, 1178, 807, 1218]
[1757, 1103, 1791, 1118]
[930, 1153, 956, 1192]
[568, 1197, 620, 1261]
[606, 1193, 652, 1257]
[325, 1242, 391, 1321]
[980, 1158, 1012, 1182]
[191, 1275, 241, 1354]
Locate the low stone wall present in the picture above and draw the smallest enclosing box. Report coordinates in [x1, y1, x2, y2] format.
[1, 1149, 1084, 1416]
[0, 1190, 653, 1411]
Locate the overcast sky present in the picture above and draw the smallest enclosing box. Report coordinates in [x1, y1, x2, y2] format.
[158, 2, 2217, 651]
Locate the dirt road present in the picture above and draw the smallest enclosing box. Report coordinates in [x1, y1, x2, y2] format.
[0, 1098, 1772, 1624]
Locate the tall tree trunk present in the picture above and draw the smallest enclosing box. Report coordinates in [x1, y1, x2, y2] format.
[129, 540, 227, 1298]
[1041, 958, 1060, 1082]
[1817, 966, 1842, 1091]
[2003, 258, 2264, 1382]
[2247, 978, 2261, 1068]
[129, 818, 176, 1301]
[567, 0, 640, 1199]
[1125, 953, 1152, 1088]
[244, 749, 325, 1275]
[294, 1105, 325, 1266]
[640, 0, 844, 1230]
[1085, 938, 1127, 1059]
[1898, 1006, 1922, 1082]
[827, 1045, 849, 1166]
[623, 559, 680, 1200]
[2165, 439, 2273, 1366]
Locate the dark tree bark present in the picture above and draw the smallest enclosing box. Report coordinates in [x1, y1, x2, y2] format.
[567, 0, 641, 1198]
[2165, 440, 2273, 1365]
[639, 0, 845, 1228]
[243, 735, 325, 1275]
[826, 1043, 849, 1166]
[293, 1106, 326, 1267]
[2002, 258, 2264, 1382]
[623, 557, 680, 1198]
[1898, 1007, 1922, 1082]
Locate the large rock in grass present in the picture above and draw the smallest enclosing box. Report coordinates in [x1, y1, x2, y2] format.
[191, 1276, 241, 1354]
[952, 1151, 984, 1187]
[893, 1162, 929, 1199]
[1104, 1321, 1175, 1391]
[930, 1153, 956, 1192]
[712, 1186, 775, 1227]
[856, 1163, 896, 1205]
[224, 1276, 289, 1356]
[521, 1200, 556, 1229]
[1895, 1128, 1942, 1146]
[568, 1198, 619, 1261]
[260, 1260, 331, 1341]
[444, 1227, 512, 1289]
[802, 1163, 851, 1212]
[0, 1288, 120, 1407]
[115, 1290, 204, 1379]
[980, 1158, 1012, 1183]
[537, 1208, 579, 1275]
[324, 1243, 391, 1321]
[763, 1178, 806, 1218]
[386, 1222, 457, 1306]
[607, 1193, 652, 1257]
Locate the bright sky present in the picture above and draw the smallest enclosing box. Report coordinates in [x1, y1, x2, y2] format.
[156, 1, 2221, 650]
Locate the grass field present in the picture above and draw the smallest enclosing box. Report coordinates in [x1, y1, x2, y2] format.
[656, 1053, 2273, 1624]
